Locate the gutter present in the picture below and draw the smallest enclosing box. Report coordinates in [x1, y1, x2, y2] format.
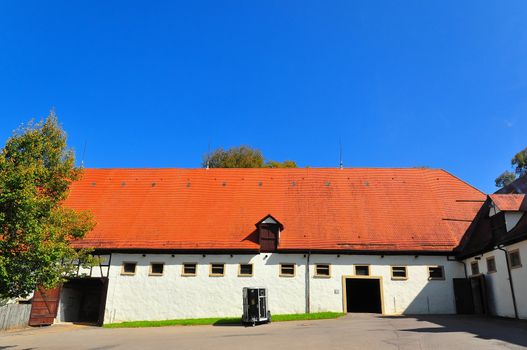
[497, 246, 519, 319]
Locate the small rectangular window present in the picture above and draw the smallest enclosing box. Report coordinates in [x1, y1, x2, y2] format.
[280, 263, 295, 277]
[391, 266, 407, 280]
[509, 250, 522, 269]
[486, 256, 497, 273]
[210, 263, 225, 276]
[121, 262, 137, 275]
[428, 266, 445, 280]
[315, 264, 331, 277]
[182, 263, 197, 276]
[239, 264, 253, 277]
[355, 265, 370, 276]
[470, 261, 480, 275]
[150, 262, 164, 276]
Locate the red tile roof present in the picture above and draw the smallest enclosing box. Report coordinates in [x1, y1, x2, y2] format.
[489, 194, 527, 212]
[65, 168, 485, 252]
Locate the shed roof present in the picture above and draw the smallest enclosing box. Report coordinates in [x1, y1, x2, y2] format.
[65, 168, 485, 252]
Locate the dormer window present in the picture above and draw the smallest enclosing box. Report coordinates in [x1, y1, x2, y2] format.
[255, 214, 284, 252]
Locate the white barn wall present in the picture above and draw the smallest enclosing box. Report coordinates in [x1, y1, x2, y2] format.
[104, 253, 307, 323]
[103, 253, 463, 323]
[309, 255, 462, 315]
[510, 241, 527, 319]
[464, 240, 527, 319]
[464, 251, 515, 318]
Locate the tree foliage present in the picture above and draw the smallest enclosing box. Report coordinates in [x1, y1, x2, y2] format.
[495, 147, 527, 188]
[203, 146, 297, 168]
[0, 114, 95, 298]
[495, 171, 517, 188]
[264, 160, 297, 168]
[512, 147, 527, 177]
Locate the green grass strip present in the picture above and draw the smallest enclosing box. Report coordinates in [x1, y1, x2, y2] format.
[103, 312, 344, 328]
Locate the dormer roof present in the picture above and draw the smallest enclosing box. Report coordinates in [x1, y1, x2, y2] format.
[489, 194, 527, 212]
[255, 214, 284, 230]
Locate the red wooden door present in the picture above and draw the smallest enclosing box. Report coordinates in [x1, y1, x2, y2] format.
[29, 286, 61, 326]
[259, 225, 278, 252]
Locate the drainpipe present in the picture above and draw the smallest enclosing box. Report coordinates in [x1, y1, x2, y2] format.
[305, 252, 311, 314]
[497, 246, 519, 319]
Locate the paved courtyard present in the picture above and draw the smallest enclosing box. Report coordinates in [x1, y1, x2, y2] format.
[2, 314, 527, 350]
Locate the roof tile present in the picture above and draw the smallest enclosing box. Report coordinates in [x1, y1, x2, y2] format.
[65, 168, 485, 252]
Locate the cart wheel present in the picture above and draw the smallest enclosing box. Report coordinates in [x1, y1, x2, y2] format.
[267, 311, 272, 323]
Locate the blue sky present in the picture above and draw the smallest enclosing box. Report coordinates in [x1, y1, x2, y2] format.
[0, 1, 525, 193]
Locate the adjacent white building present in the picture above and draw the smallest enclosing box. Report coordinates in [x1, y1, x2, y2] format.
[457, 193, 527, 319]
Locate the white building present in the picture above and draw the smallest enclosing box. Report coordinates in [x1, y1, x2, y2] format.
[26, 168, 526, 326]
[456, 193, 527, 319]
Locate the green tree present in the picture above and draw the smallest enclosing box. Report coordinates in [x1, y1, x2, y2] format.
[264, 160, 297, 168]
[512, 147, 527, 176]
[203, 146, 297, 168]
[204, 146, 264, 168]
[0, 114, 95, 298]
[495, 147, 527, 188]
[495, 171, 517, 188]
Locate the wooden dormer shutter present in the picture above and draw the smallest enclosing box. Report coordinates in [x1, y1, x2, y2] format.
[255, 215, 283, 253]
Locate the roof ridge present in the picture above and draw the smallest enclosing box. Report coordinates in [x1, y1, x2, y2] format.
[81, 167, 446, 171]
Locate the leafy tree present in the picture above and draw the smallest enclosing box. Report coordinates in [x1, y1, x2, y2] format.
[0, 114, 95, 298]
[495, 171, 517, 188]
[495, 147, 527, 188]
[512, 147, 527, 177]
[204, 146, 265, 168]
[203, 146, 297, 168]
[264, 160, 297, 168]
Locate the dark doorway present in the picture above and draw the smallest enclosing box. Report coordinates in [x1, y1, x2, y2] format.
[345, 278, 382, 313]
[453, 276, 488, 315]
[470, 275, 488, 315]
[453, 278, 474, 314]
[59, 278, 108, 326]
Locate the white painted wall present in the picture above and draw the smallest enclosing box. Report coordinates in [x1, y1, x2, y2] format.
[464, 240, 527, 319]
[310, 255, 461, 315]
[505, 212, 524, 232]
[102, 253, 463, 323]
[509, 240, 527, 319]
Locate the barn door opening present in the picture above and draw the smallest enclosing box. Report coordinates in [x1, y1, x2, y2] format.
[57, 277, 108, 326]
[470, 275, 488, 315]
[345, 278, 382, 313]
[453, 278, 474, 314]
[453, 276, 488, 315]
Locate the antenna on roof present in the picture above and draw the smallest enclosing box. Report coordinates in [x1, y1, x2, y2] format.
[339, 138, 343, 169]
[81, 140, 87, 168]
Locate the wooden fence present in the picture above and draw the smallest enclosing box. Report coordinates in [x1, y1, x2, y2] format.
[0, 303, 31, 331]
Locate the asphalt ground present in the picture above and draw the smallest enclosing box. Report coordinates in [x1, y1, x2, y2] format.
[2, 313, 527, 350]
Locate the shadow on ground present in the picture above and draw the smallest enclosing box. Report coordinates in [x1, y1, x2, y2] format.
[212, 318, 242, 327]
[381, 315, 527, 348]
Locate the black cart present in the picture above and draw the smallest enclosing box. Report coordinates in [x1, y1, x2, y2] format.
[242, 287, 271, 326]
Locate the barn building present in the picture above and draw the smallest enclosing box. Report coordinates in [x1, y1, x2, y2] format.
[26, 168, 527, 326]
